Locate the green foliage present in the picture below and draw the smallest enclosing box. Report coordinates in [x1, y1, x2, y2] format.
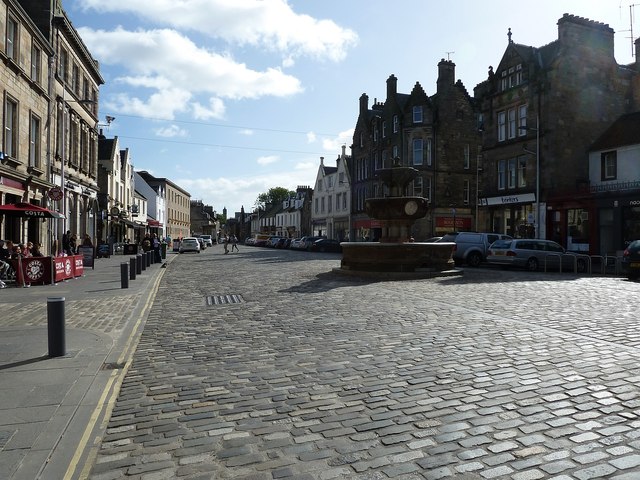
[255, 187, 295, 209]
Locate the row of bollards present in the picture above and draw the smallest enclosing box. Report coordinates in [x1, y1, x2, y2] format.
[47, 250, 165, 357]
[120, 251, 161, 289]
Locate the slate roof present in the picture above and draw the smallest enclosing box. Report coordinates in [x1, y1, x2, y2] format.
[589, 112, 640, 151]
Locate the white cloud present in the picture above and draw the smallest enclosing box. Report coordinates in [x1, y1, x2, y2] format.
[179, 168, 315, 213]
[238, 129, 254, 136]
[78, 26, 303, 118]
[306, 131, 317, 143]
[78, 0, 358, 62]
[193, 98, 226, 120]
[321, 128, 354, 152]
[155, 124, 188, 138]
[257, 155, 279, 166]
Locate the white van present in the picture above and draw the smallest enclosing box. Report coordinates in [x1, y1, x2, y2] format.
[201, 235, 213, 247]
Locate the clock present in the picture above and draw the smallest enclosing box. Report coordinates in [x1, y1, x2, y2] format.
[404, 200, 418, 215]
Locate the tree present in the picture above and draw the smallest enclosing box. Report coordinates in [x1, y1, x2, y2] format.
[254, 187, 295, 210]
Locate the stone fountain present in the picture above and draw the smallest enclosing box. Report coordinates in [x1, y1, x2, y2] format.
[338, 159, 459, 278]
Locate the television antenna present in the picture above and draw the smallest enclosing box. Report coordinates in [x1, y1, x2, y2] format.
[622, 2, 640, 57]
[445, 51, 455, 61]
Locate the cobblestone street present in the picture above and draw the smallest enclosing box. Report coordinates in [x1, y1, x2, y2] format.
[90, 246, 640, 480]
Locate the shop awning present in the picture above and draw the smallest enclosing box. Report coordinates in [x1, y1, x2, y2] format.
[147, 219, 163, 227]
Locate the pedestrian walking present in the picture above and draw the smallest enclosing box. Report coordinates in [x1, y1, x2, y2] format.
[223, 235, 229, 254]
[231, 235, 239, 252]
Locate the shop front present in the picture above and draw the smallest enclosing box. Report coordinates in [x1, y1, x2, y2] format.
[352, 218, 382, 242]
[480, 193, 540, 238]
[592, 193, 640, 255]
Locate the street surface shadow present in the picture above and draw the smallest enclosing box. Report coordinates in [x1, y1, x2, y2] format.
[281, 271, 380, 294]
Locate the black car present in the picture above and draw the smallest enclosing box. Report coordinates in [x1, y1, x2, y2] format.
[621, 240, 640, 280]
[308, 238, 342, 253]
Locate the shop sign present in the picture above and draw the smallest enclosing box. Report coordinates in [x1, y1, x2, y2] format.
[480, 193, 536, 206]
[48, 186, 63, 201]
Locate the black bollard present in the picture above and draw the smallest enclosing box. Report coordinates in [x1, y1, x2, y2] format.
[121, 262, 129, 288]
[130, 257, 136, 280]
[145, 251, 151, 268]
[136, 254, 143, 274]
[140, 253, 146, 271]
[47, 297, 66, 357]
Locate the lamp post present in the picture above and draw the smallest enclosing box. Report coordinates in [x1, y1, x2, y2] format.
[519, 114, 540, 239]
[476, 154, 482, 231]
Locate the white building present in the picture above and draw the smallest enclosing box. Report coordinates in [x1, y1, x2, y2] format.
[310, 147, 351, 240]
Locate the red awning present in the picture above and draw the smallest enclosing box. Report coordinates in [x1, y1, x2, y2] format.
[147, 219, 162, 227]
[0, 202, 65, 219]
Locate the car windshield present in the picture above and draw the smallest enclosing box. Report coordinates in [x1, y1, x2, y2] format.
[490, 239, 512, 249]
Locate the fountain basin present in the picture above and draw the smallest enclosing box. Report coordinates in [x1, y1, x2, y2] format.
[337, 241, 460, 279]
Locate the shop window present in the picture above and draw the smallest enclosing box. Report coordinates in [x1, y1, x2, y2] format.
[567, 208, 589, 246]
[623, 207, 640, 246]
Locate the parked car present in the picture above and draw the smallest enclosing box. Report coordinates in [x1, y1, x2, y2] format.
[179, 237, 201, 254]
[487, 238, 588, 272]
[308, 238, 342, 253]
[266, 236, 282, 248]
[297, 236, 326, 251]
[245, 237, 256, 246]
[621, 240, 640, 280]
[451, 232, 513, 267]
[196, 237, 207, 250]
[289, 237, 305, 249]
[436, 233, 459, 243]
[201, 235, 213, 247]
[275, 238, 291, 249]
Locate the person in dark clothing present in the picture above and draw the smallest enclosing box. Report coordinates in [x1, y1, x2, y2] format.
[62, 231, 71, 255]
[152, 233, 161, 262]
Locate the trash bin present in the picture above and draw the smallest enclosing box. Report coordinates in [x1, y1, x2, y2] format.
[161, 242, 167, 259]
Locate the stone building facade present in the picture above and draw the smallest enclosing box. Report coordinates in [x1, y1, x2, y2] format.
[474, 14, 640, 253]
[0, 0, 54, 251]
[350, 61, 481, 241]
[138, 171, 191, 241]
[3, 0, 104, 254]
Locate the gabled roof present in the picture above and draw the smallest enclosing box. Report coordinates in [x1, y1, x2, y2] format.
[589, 112, 640, 151]
[98, 136, 117, 161]
[322, 165, 337, 176]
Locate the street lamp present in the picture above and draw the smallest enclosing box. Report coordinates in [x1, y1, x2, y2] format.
[519, 113, 540, 239]
[476, 154, 482, 231]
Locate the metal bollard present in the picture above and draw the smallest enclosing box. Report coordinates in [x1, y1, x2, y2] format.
[121, 262, 129, 289]
[47, 297, 66, 357]
[130, 257, 136, 280]
[136, 254, 143, 274]
[146, 251, 151, 268]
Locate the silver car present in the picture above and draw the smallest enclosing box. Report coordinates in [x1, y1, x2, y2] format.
[179, 237, 201, 254]
[487, 239, 588, 273]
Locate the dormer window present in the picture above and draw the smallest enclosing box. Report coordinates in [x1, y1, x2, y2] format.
[500, 63, 523, 91]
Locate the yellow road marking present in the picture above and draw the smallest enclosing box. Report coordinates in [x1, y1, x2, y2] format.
[63, 267, 166, 480]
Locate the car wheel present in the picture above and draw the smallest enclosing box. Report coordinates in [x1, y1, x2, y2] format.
[526, 257, 538, 272]
[467, 252, 482, 267]
[179, 251, 183, 254]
